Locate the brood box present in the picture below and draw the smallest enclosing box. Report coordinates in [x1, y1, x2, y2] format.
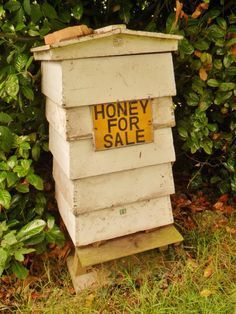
[32, 24, 182, 256]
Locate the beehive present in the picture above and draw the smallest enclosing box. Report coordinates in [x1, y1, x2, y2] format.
[32, 25, 182, 250]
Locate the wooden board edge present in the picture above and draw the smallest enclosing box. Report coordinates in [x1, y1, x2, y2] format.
[67, 255, 111, 293]
[76, 224, 183, 267]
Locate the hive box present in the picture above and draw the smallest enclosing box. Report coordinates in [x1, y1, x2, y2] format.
[32, 25, 182, 251]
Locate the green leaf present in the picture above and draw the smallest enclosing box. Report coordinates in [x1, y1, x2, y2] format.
[28, 29, 39, 37]
[23, 0, 31, 15]
[213, 60, 222, 70]
[228, 25, 236, 34]
[4, 0, 21, 12]
[186, 92, 199, 106]
[216, 17, 227, 30]
[25, 56, 34, 71]
[42, 2, 58, 19]
[218, 181, 230, 194]
[7, 155, 17, 169]
[17, 219, 46, 242]
[207, 79, 220, 87]
[0, 189, 11, 209]
[0, 248, 8, 276]
[11, 260, 28, 279]
[2, 230, 17, 246]
[5, 74, 19, 98]
[194, 40, 210, 51]
[0, 161, 9, 171]
[71, 3, 83, 21]
[23, 233, 45, 246]
[214, 91, 233, 105]
[7, 172, 18, 187]
[208, 124, 218, 132]
[14, 247, 35, 262]
[45, 225, 65, 247]
[207, 24, 225, 40]
[30, 3, 43, 23]
[26, 174, 43, 191]
[13, 159, 31, 177]
[178, 127, 188, 138]
[166, 13, 178, 34]
[32, 143, 40, 161]
[16, 182, 29, 193]
[223, 159, 235, 173]
[226, 38, 236, 48]
[47, 215, 55, 229]
[218, 82, 235, 92]
[0, 171, 7, 183]
[119, 2, 132, 24]
[223, 55, 233, 68]
[201, 140, 213, 155]
[0, 112, 13, 124]
[210, 176, 221, 184]
[0, 126, 14, 153]
[0, 5, 5, 19]
[179, 38, 194, 55]
[21, 85, 34, 101]
[14, 54, 28, 72]
[225, 67, 236, 76]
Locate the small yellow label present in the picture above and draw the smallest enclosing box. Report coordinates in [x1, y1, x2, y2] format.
[92, 99, 153, 151]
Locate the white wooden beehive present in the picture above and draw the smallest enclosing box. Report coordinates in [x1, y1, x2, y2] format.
[32, 25, 182, 247]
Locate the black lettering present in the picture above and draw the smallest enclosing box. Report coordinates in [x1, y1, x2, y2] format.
[125, 132, 135, 145]
[94, 104, 105, 120]
[140, 99, 149, 114]
[118, 117, 128, 131]
[117, 102, 127, 117]
[107, 118, 117, 133]
[106, 104, 116, 118]
[129, 101, 138, 115]
[104, 134, 113, 148]
[129, 116, 139, 130]
[115, 132, 123, 147]
[136, 129, 145, 143]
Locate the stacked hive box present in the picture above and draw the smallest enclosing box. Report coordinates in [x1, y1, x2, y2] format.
[32, 25, 182, 248]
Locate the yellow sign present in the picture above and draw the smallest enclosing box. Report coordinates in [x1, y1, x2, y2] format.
[92, 99, 153, 151]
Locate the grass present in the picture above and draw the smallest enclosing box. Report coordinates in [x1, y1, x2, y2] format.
[1, 210, 236, 313]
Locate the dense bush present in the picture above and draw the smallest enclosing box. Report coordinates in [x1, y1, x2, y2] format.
[0, 0, 235, 278]
[169, 2, 236, 194]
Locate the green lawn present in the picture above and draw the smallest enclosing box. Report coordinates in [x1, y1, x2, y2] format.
[1, 210, 236, 314]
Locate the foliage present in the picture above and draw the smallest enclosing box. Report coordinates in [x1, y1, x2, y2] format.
[0, 0, 72, 278]
[166, 1, 236, 194]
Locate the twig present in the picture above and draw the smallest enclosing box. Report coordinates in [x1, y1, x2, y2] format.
[0, 32, 40, 42]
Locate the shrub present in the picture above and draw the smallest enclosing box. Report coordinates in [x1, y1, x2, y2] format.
[167, 1, 236, 194]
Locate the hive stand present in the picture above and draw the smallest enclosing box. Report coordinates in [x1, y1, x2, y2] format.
[67, 225, 183, 292]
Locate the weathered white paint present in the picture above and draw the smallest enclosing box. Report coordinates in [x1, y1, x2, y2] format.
[41, 53, 176, 107]
[55, 187, 174, 246]
[41, 61, 62, 105]
[53, 160, 175, 214]
[46, 97, 175, 141]
[31, 25, 182, 61]
[49, 126, 176, 179]
[46, 99, 93, 140]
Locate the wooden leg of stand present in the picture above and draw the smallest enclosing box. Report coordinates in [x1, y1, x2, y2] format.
[67, 252, 98, 293]
[72, 251, 87, 276]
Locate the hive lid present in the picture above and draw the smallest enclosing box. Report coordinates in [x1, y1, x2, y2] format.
[31, 24, 183, 61]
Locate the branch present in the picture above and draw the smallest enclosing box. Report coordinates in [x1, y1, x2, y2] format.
[0, 32, 41, 42]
